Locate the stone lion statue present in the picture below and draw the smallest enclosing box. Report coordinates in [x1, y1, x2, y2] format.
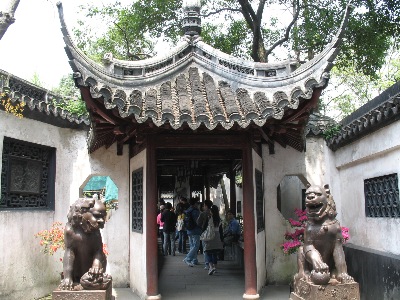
[294, 184, 353, 287]
[59, 198, 112, 291]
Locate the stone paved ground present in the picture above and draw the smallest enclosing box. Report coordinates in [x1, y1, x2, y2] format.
[113, 250, 290, 300]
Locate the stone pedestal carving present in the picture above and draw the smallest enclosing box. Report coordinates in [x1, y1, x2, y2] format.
[52, 283, 113, 300]
[290, 279, 360, 300]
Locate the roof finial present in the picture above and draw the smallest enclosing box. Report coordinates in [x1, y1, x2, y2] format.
[182, 0, 201, 36]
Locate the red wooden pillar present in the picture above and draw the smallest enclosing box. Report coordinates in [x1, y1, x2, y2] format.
[242, 139, 259, 299]
[146, 136, 160, 299]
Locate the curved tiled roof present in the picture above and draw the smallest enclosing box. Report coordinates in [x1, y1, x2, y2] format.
[326, 82, 400, 151]
[57, 3, 352, 132]
[0, 69, 89, 129]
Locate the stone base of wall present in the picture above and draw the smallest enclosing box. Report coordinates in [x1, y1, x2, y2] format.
[344, 243, 400, 300]
[290, 280, 359, 300]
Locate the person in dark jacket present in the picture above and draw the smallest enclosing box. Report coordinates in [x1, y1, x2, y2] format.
[183, 197, 202, 266]
[161, 202, 177, 256]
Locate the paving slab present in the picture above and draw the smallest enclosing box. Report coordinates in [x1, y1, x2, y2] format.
[113, 251, 290, 300]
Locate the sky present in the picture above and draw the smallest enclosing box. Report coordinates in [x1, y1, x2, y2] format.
[0, 0, 131, 89]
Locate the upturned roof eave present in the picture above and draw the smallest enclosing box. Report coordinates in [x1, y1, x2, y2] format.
[57, 2, 352, 92]
[55, 1, 352, 155]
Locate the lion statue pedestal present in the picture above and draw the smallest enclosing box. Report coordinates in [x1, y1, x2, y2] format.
[52, 284, 113, 300]
[52, 198, 113, 300]
[290, 279, 360, 300]
[290, 184, 360, 300]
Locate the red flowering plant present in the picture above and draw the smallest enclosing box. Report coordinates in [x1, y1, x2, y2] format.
[281, 208, 350, 255]
[35, 222, 109, 257]
[35, 222, 65, 255]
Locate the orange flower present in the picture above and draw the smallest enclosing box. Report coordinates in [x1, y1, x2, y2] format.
[102, 244, 109, 256]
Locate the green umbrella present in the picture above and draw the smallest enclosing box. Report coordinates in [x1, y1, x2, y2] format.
[83, 176, 118, 203]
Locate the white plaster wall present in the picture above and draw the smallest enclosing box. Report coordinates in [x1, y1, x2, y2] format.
[253, 150, 267, 291]
[262, 137, 328, 284]
[236, 185, 243, 215]
[88, 147, 130, 288]
[328, 122, 400, 255]
[279, 176, 306, 220]
[0, 111, 130, 299]
[129, 150, 147, 298]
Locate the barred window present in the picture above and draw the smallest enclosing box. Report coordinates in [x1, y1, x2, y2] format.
[364, 173, 400, 218]
[255, 169, 264, 232]
[132, 168, 143, 232]
[1, 137, 56, 210]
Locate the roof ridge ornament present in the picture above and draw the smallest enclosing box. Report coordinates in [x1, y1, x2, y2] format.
[182, 0, 202, 37]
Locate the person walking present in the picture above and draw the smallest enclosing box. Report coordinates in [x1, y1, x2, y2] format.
[156, 205, 165, 255]
[197, 200, 213, 269]
[183, 197, 201, 267]
[161, 202, 177, 256]
[203, 205, 224, 275]
[175, 202, 187, 254]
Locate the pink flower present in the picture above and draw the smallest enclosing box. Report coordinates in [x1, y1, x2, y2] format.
[281, 208, 351, 255]
[341, 227, 350, 243]
[288, 218, 302, 227]
[298, 215, 308, 222]
[281, 239, 302, 255]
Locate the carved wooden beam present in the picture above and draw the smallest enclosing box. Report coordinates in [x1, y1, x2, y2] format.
[81, 87, 118, 125]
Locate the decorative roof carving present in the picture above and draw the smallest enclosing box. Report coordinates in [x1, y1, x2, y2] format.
[305, 111, 337, 137]
[182, 0, 202, 36]
[326, 82, 400, 151]
[0, 69, 89, 129]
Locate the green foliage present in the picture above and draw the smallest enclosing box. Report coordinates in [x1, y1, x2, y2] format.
[202, 20, 252, 58]
[52, 75, 79, 99]
[51, 75, 87, 116]
[235, 174, 242, 187]
[321, 45, 400, 120]
[293, 0, 339, 60]
[56, 98, 87, 116]
[30, 72, 43, 87]
[323, 124, 342, 139]
[74, 0, 182, 61]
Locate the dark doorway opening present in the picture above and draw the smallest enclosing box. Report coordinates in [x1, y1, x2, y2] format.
[155, 148, 246, 298]
[156, 148, 242, 213]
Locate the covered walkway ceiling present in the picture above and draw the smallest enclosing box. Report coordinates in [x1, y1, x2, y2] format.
[56, 2, 352, 154]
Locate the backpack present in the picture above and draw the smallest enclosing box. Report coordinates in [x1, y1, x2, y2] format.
[184, 209, 196, 230]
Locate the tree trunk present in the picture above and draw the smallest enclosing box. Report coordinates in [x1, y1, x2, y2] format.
[0, 0, 21, 41]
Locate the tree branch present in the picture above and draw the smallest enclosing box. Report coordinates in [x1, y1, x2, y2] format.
[0, 0, 20, 40]
[237, 0, 267, 61]
[237, 0, 256, 33]
[264, 0, 300, 59]
[201, 8, 242, 18]
[113, 21, 132, 59]
[252, 0, 266, 62]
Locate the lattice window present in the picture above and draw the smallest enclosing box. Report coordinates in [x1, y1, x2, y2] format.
[1, 137, 55, 210]
[364, 173, 400, 218]
[255, 169, 264, 232]
[132, 168, 143, 232]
